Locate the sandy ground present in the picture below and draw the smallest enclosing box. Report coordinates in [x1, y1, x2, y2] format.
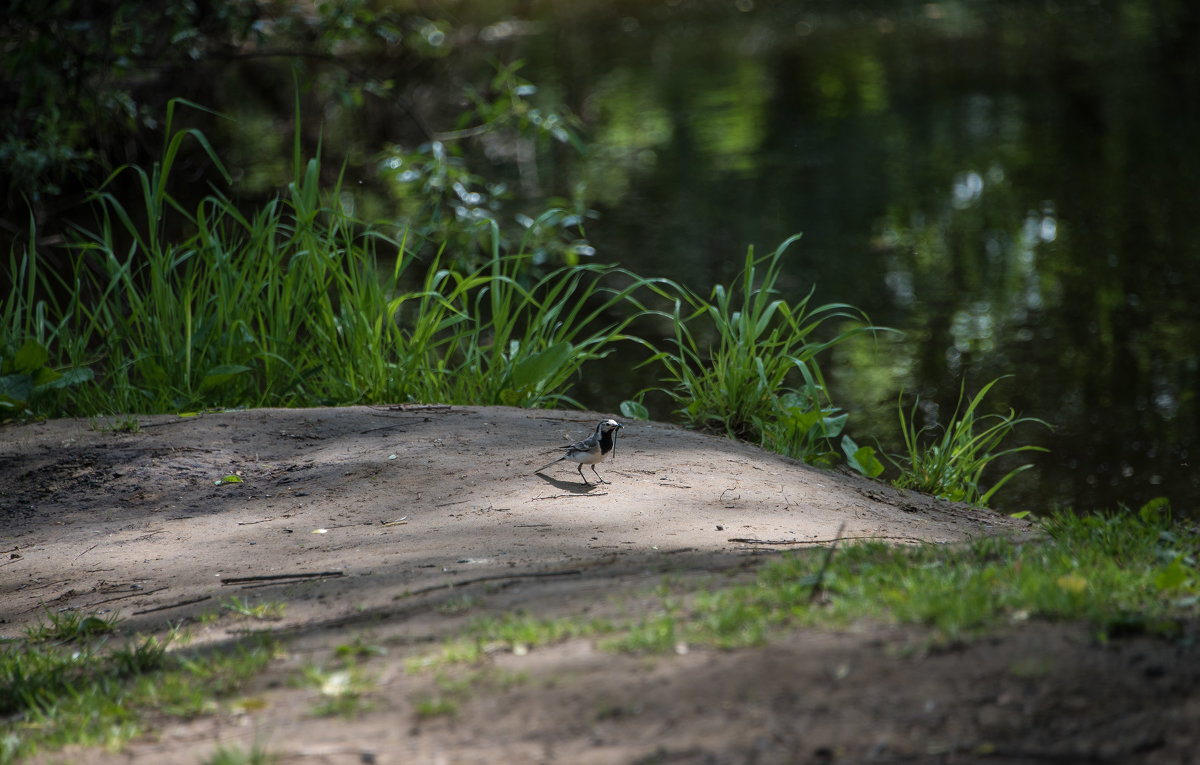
[2, 406, 1197, 764]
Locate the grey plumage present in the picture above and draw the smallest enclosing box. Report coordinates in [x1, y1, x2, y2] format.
[535, 419, 624, 485]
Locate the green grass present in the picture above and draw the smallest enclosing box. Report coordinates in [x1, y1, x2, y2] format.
[888, 376, 1051, 506]
[221, 596, 286, 622]
[403, 503, 1199, 669]
[632, 500, 1199, 649]
[643, 234, 886, 466]
[4, 506, 1193, 762]
[301, 659, 378, 718]
[202, 741, 279, 765]
[0, 618, 279, 764]
[1, 99, 671, 418]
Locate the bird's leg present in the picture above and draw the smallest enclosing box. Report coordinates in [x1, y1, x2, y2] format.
[577, 463, 592, 485]
[591, 465, 609, 484]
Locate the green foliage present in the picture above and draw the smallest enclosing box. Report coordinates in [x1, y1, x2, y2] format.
[841, 435, 885, 478]
[1, 246, 94, 418]
[0, 0, 436, 204]
[380, 60, 592, 271]
[5, 101, 663, 417]
[888, 376, 1050, 506]
[647, 234, 880, 465]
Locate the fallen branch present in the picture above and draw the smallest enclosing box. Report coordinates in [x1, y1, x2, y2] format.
[220, 571, 344, 585]
[132, 595, 213, 615]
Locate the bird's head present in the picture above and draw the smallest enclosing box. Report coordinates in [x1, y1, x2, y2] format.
[601, 419, 623, 432]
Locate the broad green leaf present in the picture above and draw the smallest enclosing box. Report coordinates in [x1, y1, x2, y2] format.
[499, 389, 525, 407]
[842, 436, 885, 478]
[199, 364, 253, 393]
[1154, 558, 1190, 591]
[620, 400, 650, 421]
[12, 340, 49, 375]
[31, 366, 63, 389]
[510, 343, 574, 391]
[1138, 497, 1171, 525]
[0, 373, 33, 406]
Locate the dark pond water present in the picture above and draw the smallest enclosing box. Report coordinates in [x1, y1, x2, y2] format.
[505, 1, 1200, 515]
[216, 2, 1200, 514]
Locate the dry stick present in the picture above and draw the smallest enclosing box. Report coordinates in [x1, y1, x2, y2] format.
[531, 492, 608, 500]
[388, 403, 453, 411]
[809, 522, 846, 603]
[220, 571, 344, 585]
[729, 534, 927, 545]
[78, 586, 169, 609]
[72, 543, 98, 562]
[396, 569, 583, 600]
[132, 594, 213, 615]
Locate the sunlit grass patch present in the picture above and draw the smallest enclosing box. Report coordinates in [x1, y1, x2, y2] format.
[686, 500, 1199, 646]
[408, 503, 1198, 663]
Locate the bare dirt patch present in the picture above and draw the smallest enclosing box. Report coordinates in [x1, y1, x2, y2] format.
[2, 406, 1197, 764]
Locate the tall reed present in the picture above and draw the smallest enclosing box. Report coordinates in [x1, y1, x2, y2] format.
[644, 235, 884, 464]
[6, 100, 668, 415]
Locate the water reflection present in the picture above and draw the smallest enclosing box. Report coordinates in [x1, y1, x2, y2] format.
[516, 1, 1200, 514]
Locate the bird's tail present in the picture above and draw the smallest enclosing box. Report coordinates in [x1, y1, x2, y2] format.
[534, 457, 564, 473]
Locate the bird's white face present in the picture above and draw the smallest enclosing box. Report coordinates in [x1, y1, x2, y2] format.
[602, 419, 622, 431]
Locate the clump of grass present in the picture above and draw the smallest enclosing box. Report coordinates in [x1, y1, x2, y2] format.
[221, 596, 286, 622]
[301, 659, 378, 718]
[645, 234, 883, 466]
[5, 99, 670, 418]
[0, 616, 279, 763]
[888, 376, 1050, 506]
[406, 611, 614, 673]
[202, 741, 278, 765]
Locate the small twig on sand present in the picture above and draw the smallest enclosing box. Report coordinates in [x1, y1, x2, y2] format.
[79, 586, 169, 609]
[72, 544, 97, 563]
[810, 523, 846, 603]
[237, 517, 274, 525]
[531, 492, 607, 500]
[133, 594, 213, 615]
[220, 571, 344, 585]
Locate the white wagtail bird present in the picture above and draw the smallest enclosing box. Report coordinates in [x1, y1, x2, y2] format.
[535, 419, 624, 485]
